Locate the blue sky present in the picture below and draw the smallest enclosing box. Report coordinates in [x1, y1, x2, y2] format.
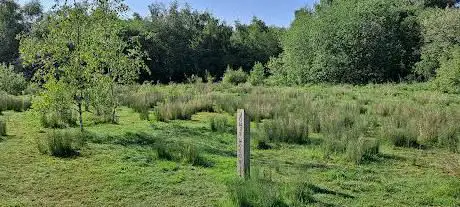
[18, 0, 317, 26]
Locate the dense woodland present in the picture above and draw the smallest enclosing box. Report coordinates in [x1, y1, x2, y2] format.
[0, 0, 459, 86]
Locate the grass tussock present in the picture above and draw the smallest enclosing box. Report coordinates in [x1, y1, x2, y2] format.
[257, 115, 309, 144]
[225, 170, 322, 207]
[210, 114, 234, 133]
[154, 96, 213, 122]
[0, 93, 31, 113]
[37, 130, 87, 158]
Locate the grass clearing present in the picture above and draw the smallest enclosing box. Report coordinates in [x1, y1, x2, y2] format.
[0, 84, 459, 206]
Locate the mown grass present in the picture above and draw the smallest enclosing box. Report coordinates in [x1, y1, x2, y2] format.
[0, 83, 459, 206]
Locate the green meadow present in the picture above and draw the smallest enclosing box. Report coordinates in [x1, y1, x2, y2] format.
[1, 83, 459, 206]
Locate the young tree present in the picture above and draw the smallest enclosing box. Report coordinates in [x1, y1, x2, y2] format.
[249, 62, 265, 86]
[20, 0, 146, 131]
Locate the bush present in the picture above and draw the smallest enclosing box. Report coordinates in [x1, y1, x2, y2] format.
[282, 0, 420, 84]
[0, 64, 28, 95]
[32, 80, 76, 128]
[0, 120, 6, 136]
[249, 62, 265, 86]
[258, 115, 309, 144]
[222, 66, 248, 85]
[37, 130, 86, 157]
[433, 47, 460, 94]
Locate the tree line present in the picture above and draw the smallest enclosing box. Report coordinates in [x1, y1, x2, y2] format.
[0, 0, 460, 87]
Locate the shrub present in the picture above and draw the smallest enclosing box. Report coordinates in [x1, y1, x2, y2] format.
[0, 120, 6, 136]
[210, 114, 233, 133]
[433, 47, 460, 94]
[258, 115, 309, 144]
[249, 62, 265, 86]
[0, 64, 27, 95]
[32, 80, 76, 128]
[37, 130, 86, 157]
[222, 66, 248, 85]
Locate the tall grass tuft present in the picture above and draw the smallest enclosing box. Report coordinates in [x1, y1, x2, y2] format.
[154, 96, 213, 122]
[0, 92, 32, 113]
[37, 130, 87, 157]
[227, 177, 285, 207]
[210, 114, 234, 133]
[438, 123, 460, 153]
[257, 115, 309, 144]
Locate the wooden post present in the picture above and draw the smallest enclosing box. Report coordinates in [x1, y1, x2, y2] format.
[237, 109, 250, 178]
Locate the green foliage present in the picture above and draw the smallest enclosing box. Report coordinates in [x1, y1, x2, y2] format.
[416, 8, 460, 79]
[222, 66, 248, 85]
[229, 17, 283, 71]
[433, 47, 460, 93]
[0, 0, 24, 64]
[32, 80, 76, 128]
[20, 0, 147, 131]
[281, 0, 421, 84]
[37, 130, 86, 158]
[249, 62, 265, 86]
[0, 64, 27, 95]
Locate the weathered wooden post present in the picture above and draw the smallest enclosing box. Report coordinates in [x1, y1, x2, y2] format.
[237, 109, 250, 178]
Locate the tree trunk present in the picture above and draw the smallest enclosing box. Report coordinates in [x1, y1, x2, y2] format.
[111, 83, 117, 124]
[78, 91, 84, 132]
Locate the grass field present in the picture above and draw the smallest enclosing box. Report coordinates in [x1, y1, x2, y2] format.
[0, 83, 459, 206]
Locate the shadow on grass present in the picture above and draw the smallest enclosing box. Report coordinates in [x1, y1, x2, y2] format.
[359, 153, 407, 164]
[307, 184, 354, 199]
[86, 129, 216, 168]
